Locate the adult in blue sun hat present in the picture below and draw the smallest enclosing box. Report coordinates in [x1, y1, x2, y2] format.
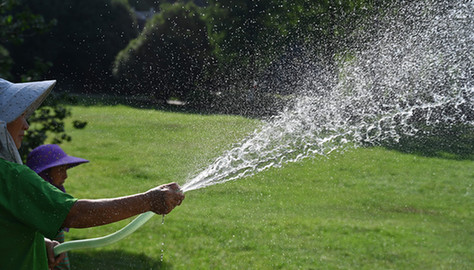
[0, 78, 185, 270]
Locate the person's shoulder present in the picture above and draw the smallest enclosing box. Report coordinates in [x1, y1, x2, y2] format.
[0, 158, 21, 170]
[0, 158, 35, 176]
[0, 159, 54, 192]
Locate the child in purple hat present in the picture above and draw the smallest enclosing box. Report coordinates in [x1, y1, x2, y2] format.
[27, 144, 89, 270]
[27, 144, 89, 192]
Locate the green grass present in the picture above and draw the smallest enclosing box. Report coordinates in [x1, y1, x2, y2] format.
[54, 105, 473, 269]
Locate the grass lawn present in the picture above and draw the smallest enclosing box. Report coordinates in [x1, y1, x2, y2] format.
[52, 105, 473, 269]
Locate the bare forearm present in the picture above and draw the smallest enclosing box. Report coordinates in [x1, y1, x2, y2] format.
[63, 193, 151, 228]
[62, 182, 184, 229]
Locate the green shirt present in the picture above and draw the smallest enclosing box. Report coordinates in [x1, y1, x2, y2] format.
[0, 159, 77, 270]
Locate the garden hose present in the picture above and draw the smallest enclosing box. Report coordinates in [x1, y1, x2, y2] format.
[53, 211, 155, 256]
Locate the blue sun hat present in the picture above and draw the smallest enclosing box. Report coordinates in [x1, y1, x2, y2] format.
[0, 78, 56, 164]
[26, 144, 89, 175]
[0, 78, 56, 123]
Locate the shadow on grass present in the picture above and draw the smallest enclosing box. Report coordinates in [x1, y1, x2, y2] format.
[69, 250, 169, 270]
[382, 124, 474, 160]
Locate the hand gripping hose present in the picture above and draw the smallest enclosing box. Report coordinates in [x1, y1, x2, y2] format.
[54, 211, 155, 256]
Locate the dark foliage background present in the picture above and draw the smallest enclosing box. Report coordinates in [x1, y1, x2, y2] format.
[7, 0, 469, 160]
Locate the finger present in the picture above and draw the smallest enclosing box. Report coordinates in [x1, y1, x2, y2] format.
[47, 245, 55, 265]
[176, 192, 184, 204]
[169, 196, 182, 208]
[167, 183, 181, 190]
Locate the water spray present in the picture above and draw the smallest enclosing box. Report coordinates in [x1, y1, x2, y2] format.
[54, 0, 472, 256]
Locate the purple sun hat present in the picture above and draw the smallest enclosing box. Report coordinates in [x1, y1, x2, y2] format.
[26, 144, 89, 174]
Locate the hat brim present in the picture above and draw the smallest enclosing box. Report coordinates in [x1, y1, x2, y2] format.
[23, 80, 56, 119]
[0, 80, 56, 123]
[35, 155, 89, 174]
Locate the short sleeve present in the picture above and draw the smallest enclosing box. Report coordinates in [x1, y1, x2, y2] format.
[0, 163, 77, 239]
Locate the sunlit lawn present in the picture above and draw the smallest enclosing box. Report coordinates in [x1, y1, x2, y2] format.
[54, 105, 473, 269]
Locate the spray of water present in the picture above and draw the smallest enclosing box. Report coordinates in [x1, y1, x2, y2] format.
[182, 0, 473, 192]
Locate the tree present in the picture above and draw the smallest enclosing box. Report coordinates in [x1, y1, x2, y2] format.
[0, 0, 53, 79]
[113, 2, 212, 102]
[205, 0, 383, 76]
[205, 0, 285, 78]
[19, 94, 88, 162]
[7, 0, 139, 93]
[129, 0, 162, 10]
[197, 0, 389, 115]
[0, 0, 87, 161]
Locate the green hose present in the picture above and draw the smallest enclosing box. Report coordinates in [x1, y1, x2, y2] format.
[54, 211, 155, 256]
